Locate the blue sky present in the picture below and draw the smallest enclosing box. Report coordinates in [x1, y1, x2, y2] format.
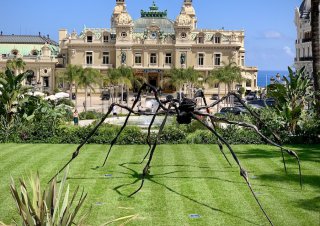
[0, 0, 302, 70]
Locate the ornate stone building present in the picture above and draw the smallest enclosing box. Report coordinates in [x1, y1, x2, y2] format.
[0, 33, 59, 93]
[294, 0, 313, 77]
[58, 0, 257, 95]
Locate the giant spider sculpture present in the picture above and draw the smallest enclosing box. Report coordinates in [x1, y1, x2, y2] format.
[49, 83, 302, 226]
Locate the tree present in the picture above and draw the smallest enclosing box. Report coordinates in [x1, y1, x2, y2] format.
[184, 67, 201, 98]
[169, 68, 188, 95]
[78, 68, 101, 112]
[6, 58, 26, 74]
[311, 0, 320, 115]
[62, 64, 83, 106]
[117, 66, 134, 106]
[267, 67, 314, 134]
[207, 63, 243, 107]
[0, 68, 30, 124]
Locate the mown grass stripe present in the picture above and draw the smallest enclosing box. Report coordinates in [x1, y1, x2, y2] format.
[0, 144, 318, 226]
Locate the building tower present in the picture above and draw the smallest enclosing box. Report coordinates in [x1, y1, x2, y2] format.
[111, 0, 133, 66]
[294, 0, 313, 77]
[183, 0, 197, 29]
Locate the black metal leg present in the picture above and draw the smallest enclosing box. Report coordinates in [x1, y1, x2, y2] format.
[191, 113, 274, 226]
[129, 104, 173, 197]
[200, 92, 232, 166]
[102, 85, 149, 167]
[140, 106, 162, 164]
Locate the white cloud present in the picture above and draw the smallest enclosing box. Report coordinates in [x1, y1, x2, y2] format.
[283, 46, 295, 57]
[264, 31, 282, 39]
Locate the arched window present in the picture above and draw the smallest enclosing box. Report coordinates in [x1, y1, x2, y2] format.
[25, 70, 35, 86]
[11, 49, 19, 56]
[31, 50, 39, 56]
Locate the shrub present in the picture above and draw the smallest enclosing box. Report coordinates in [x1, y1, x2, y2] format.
[56, 98, 75, 107]
[160, 125, 187, 144]
[186, 130, 216, 144]
[79, 110, 104, 120]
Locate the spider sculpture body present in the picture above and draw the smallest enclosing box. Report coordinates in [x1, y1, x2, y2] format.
[50, 83, 302, 226]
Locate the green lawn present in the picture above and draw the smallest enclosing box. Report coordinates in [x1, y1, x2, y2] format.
[0, 144, 319, 226]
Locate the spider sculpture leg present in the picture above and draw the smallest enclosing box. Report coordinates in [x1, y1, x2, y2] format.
[198, 90, 232, 166]
[203, 92, 288, 173]
[140, 105, 162, 164]
[129, 103, 174, 197]
[101, 84, 168, 167]
[190, 113, 274, 226]
[195, 111, 302, 188]
[48, 102, 116, 182]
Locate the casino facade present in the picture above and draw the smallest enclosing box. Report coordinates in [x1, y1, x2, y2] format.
[58, 0, 258, 95]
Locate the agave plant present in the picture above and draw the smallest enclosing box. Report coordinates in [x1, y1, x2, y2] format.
[8, 166, 88, 226]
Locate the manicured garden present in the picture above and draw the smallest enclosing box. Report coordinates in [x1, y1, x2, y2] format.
[0, 144, 319, 225]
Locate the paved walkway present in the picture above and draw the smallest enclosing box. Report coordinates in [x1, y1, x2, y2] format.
[73, 93, 223, 114]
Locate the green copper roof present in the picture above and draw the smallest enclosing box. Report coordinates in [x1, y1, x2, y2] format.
[134, 18, 175, 34]
[0, 43, 59, 57]
[140, 1, 167, 18]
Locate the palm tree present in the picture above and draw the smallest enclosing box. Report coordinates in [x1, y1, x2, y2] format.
[207, 63, 243, 107]
[185, 67, 201, 98]
[6, 58, 26, 75]
[78, 68, 101, 112]
[207, 68, 227, 110]
[117, 66, 134, 107]
[311, 0, 320, 115]
[63, 64, 83, 104]
[169, 68, 188, 96]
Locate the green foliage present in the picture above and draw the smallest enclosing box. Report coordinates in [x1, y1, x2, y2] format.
[0, 68, 31, 124]
[8, 166, 88, 226]
[79, 110, 104, 120]
[267, 67, 314, 134]
[186, 130, 216, 144]
[56, 98, 75, 107]
[217, 125, 263, 144]
[160, 124, 187, 144]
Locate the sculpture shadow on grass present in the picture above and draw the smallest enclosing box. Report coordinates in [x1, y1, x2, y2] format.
[111, 164, 260, 226]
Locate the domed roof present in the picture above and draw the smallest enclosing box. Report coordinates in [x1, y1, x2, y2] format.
[134, 18, 174, 33]
[299, 0, 311, 18]
[134, 2, 174, 33]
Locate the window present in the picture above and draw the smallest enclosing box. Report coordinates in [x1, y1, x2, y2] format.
[150, 53, 157, 64]
[214, 54, 221, 66]
[241, 56, 245, 66]
[198, 53, 204, 66]
[87, 35, 93, 43]
[135, 53, 142, 64]
[165, 53, 172, 64]
[102, 52, 109, 64]
[214, 36, 221, 44]
[86, 52, 93, 65]
[246, 79, 251, 87]
[43, 77, 49, 87]
[214, 83, 219, 88]
[121, 32, 127, 38]
[31, 50, 38, 56]
[181, 32, 187, 39]
[198, 36, 204, 44]
[11, 49, 19, 56]
[103, 35, 109, 43]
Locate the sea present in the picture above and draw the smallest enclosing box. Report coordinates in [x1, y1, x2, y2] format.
[257, 70, 288, 88]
